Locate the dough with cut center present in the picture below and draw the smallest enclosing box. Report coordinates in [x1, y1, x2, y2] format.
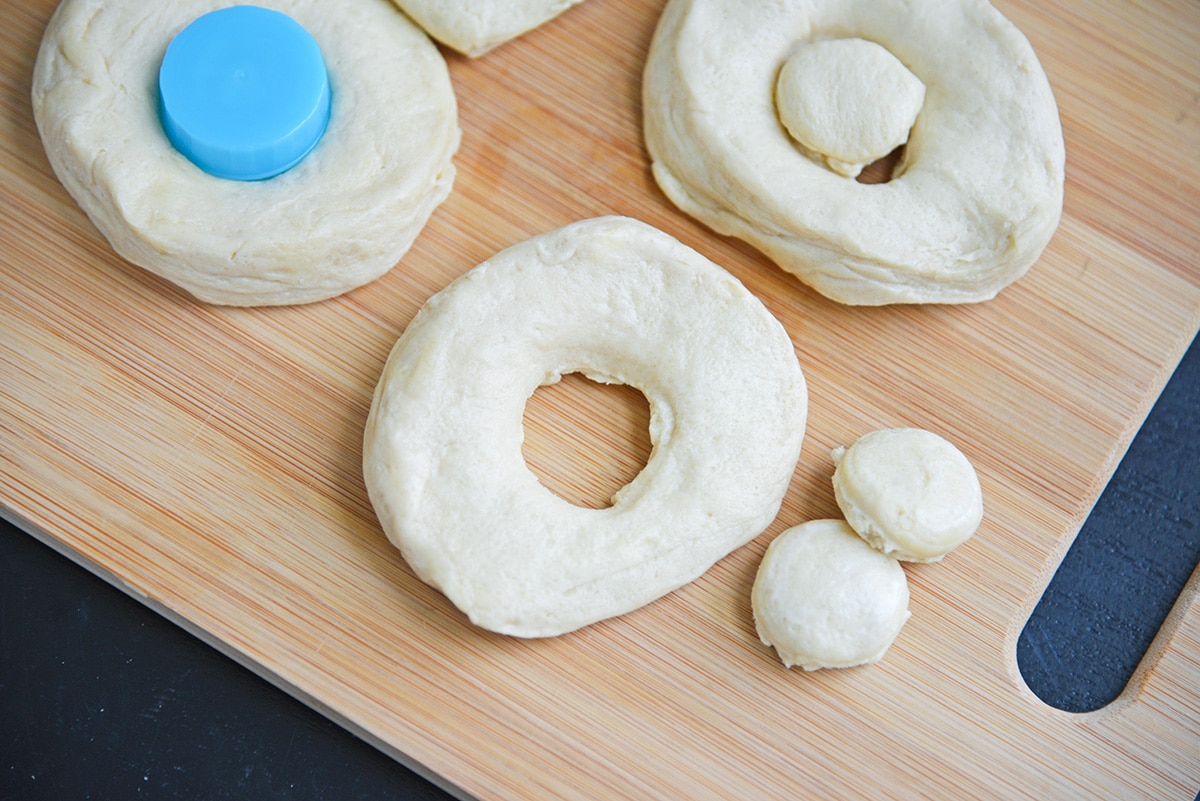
[832, 428, 983, 562]
[32, 0, 459, 306]
[753, 519, 911, 670]
[391, 0, 585, 56]
[363, 216, 807, 638]
[643, 0, 1065, 305]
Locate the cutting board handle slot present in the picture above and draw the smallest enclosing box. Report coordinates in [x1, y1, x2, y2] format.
[1016, 334, 1200, 712]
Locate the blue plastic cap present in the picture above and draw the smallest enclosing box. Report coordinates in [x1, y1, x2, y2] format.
[158, 5, 331, 181]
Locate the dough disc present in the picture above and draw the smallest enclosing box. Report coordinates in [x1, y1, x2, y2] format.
[363, 216, 807, 637]
[832, 428, 983, 562]
[753, 519, 911, 670]
[32, 0, 459, 306]
[643, 0, 1065, 305]
[391, 0, 585, 56]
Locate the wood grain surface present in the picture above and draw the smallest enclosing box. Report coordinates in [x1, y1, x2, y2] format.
[2, 0, 1199, 798]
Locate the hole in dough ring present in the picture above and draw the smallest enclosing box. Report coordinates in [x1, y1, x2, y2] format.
[31, 0, 460, 306]
[643, 0, 1066, 305]
[363, 216, 808, 638]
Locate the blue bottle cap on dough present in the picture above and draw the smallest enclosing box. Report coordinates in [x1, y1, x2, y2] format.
[158, 5, 331, 181]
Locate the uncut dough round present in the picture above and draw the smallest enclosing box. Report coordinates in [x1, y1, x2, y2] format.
[391, 0, 585, 56]
[32, 0, 459, 306]
[832, 428, 983, 562]
[753, 519, 911, 670]
[643, 0, 1066, 305]
[363, 216, 808, 638]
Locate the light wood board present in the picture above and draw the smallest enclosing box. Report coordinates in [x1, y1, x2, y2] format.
[2, 0, 1199, 798]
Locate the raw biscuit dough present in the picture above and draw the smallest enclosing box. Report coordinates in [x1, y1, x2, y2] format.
[363, 216, 808, 638]
[832, 428, 983, 562]
[775, 38, 925, 178]
[391, 0, 585, 56]
[32, 0, 460, 306]
[753, 519, 911, 670]
[643, 0, 1066, 305]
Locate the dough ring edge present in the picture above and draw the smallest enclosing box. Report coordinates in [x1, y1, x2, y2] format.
[363, 216, 808, 637]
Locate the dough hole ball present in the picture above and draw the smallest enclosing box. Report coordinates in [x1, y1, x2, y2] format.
[752, 519, 911, 671]
[832, 428, 983, 562]
[522, 373, 652, 510]
[775, 38, 925, 179]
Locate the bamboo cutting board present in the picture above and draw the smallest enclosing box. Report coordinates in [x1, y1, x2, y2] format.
[2, 0, 1199, 798]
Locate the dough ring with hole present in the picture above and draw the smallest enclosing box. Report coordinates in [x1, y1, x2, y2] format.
[832, 428, 983, 562]
[643, 0, 1065, 305]
[31, 0, 459, 306]
[753, 519, 911, 670]
[363, 216, 808, 638]
[391, 0, 586, 56]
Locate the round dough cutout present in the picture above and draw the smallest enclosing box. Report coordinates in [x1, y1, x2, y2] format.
[832, 428, 983, 562]
[775, 38, 925, 178]
[363, 216, 808, 638]
[643, 0, 1065, 305]
[32, 0, 459, 306]
[753, 519, 911, 670]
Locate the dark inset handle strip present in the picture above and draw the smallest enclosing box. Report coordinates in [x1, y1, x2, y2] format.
[1018, 332, 1200, 713]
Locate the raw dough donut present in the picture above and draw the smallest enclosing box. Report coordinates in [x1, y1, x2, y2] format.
[643, 0, 1066, 305]
[832, 428, 983, 562]
[752, 519, 911, 670]
[363, 216, 807, 638]
[391, 0, 585, 56]
[32, 0, 459, 306]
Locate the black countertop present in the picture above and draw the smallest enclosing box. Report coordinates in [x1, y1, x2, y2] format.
[4, 333, 1198, 800]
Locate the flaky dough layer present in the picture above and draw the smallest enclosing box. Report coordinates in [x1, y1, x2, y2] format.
[390, 0, 584, 56]
[643, 0, 1065, 305]
[363, 216, 807, 637]
[32, 0, 459, 306]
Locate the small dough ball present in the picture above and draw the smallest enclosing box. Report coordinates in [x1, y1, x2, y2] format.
[776, 38, 925, 178]
[753, 519, 911, 670]
[832, 428, 983, 562]
[364, 216, 807, 638]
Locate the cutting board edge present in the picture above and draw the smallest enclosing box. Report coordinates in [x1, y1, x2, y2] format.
[0, 504, 478, 801]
